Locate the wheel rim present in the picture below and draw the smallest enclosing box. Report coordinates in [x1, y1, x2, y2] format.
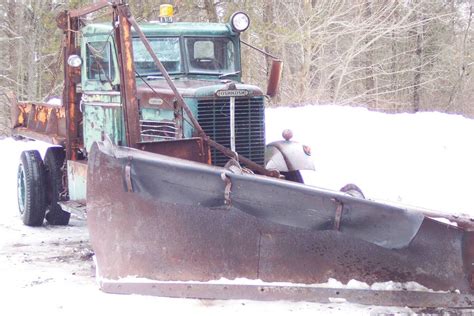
[17, 164, 26, 214]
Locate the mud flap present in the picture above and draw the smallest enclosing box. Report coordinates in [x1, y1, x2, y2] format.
[87, 140, 474, 306]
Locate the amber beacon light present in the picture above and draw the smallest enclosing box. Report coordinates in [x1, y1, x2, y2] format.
[159, 4, 174, 23]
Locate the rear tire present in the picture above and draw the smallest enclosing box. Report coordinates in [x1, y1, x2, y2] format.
[44, 147, 70, 226]
[17, 150, 47, 226]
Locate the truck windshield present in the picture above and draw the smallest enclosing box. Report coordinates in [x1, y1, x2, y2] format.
[133, 37, 237, 77]
[185, 37, 237, 74]
[133, 37, 181, 76]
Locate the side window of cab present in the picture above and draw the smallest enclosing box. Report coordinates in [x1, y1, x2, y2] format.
[86, 41, 115, 80]
[84, 40, 117, 90]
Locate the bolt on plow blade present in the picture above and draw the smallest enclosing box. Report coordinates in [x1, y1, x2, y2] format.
[87, 140, 474, 308]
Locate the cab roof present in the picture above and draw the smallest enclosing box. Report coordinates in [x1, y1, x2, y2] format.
[81, 22, 236, 37]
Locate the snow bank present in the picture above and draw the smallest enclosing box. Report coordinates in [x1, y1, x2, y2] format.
[266, 105, 474, 216]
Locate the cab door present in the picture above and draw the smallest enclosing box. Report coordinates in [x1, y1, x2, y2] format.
[81, 38, 124, 153]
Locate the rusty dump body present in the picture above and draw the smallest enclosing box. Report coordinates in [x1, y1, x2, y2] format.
[8, 0, 474, 308]
[10, 100, 67, 146]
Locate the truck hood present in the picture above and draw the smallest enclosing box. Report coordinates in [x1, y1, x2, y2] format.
[136, 79, 264, 109]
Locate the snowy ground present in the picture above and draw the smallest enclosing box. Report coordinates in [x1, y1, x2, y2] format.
[2, 104, 474, 315]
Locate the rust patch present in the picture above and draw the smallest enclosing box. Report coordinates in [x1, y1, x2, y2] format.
[115, 5, 140, 148]
[139, 138, 211, 164]
[266, 59, 283, 98]
[36, 106, 48, 124]
[11, 102, 67, 143]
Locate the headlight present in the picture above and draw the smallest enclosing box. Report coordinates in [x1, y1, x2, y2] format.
[230, 12, 250, 33]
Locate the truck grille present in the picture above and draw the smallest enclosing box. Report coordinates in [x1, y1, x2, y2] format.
[197, 96, 265, 167]
[140, 120, 178, 142]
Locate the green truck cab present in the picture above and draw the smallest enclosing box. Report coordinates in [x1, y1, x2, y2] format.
[81, 20, 265, 167]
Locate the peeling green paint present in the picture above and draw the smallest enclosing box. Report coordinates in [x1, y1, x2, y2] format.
[83, 104, 124, 153]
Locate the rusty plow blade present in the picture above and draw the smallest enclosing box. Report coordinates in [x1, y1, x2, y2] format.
[87, 140, 474, 308]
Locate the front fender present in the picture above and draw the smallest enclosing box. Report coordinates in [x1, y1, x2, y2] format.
[265, 140, 315, 172]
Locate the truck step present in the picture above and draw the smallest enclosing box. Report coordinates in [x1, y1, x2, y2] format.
[58, 201, 87, 219]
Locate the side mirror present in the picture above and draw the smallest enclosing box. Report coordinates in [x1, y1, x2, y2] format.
[266, 59, 283, 98]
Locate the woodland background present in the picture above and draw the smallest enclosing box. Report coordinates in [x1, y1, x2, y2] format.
[0, 0, 473, 135]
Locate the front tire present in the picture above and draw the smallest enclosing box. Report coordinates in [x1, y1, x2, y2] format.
[17, 150, 47, 226]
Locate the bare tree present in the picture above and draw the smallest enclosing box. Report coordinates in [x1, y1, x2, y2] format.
[2, 0, 474, 136]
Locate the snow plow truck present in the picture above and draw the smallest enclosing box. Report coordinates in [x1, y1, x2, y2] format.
[9, 0, 474, 309]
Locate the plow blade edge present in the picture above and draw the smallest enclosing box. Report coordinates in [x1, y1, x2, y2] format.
[87, 140, 474, 307]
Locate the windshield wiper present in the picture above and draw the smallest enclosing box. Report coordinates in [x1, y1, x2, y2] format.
[218, 71, 241, 79]
[135, 72, 162, 79]
[146, 75, 164, 80]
